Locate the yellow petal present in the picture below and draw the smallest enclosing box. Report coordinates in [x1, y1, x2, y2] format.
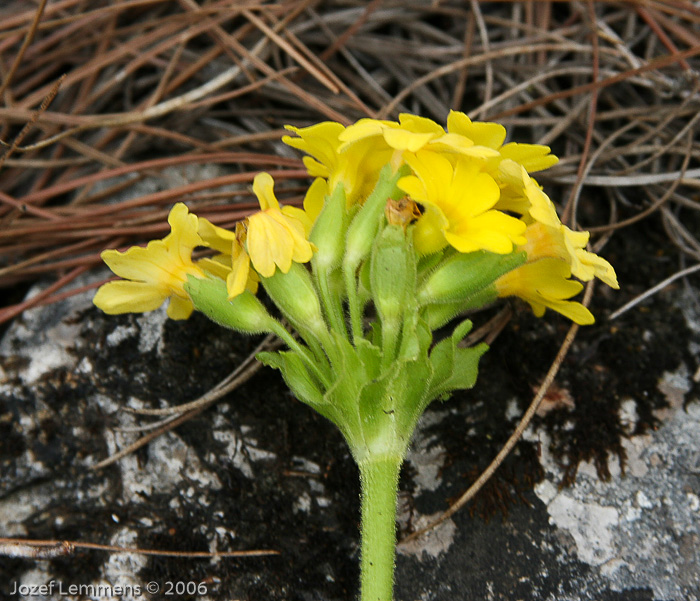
[253, 172, 280, 211]
[282, 205, 312, 235]
[165, 204, 203, 270]
[524, 173, 561, 227]
[398, 113, 444, 135]
[198, 217, 236, 254]
[450, 163, 500, 215]
[447, 110, 506, 149]
[267, 210, 314, 264]
[227, 251, 252, 299]
[247, 212, 293, 277]
[574, 248, 620, 289]
[448, 211, 526, 254]
[100, 242, 170, 282]
[93, 280, 168, 314]
[167, 295, 194, 320]
[383, 128, 436, 152]
[338, 118, 390, 145]
[198, 256, 231, 280]
[413, 206, 449, 255]
[302, 156, 330, 178]
[302, 177, 327, 225]
[500, 142, 559, 172]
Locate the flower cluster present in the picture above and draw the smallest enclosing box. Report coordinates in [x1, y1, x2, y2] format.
[94, 110, 617, 327]
[92, 111, 619, 601]
[287, 113, 617, 325]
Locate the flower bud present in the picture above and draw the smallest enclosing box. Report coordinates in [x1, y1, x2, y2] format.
[421, 288, 498, 330]
[310, 182, 348, 273]
[344, 165, 405, 275]
[370, 224, 416, 327]
[261, 262, 328, 342]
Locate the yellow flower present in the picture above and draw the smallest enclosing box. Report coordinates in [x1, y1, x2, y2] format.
[495, 258, 595, 325]
[93, 203, 205, 320]
[247, 172, 315, 277]
[339, 113, 499, 160]
[283, 122, 391, 205]
[447, 110, 558, 172]
[198, 173, 315, 299]
[197, 220, 259, 298]
[283, 121, 345, 179]
[339, 115, 441, 153]
[521, 222, 619, 289]
[397, 151, 526, 255]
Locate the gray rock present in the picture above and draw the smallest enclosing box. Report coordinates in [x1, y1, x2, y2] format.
[1, 271, 698, 600]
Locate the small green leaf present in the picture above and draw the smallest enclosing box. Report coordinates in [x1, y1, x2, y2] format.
[428, 319, 488, 400]
[257, 350, 335, 421]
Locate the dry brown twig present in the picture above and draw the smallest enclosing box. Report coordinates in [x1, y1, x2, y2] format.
[0, 537, 278, 560]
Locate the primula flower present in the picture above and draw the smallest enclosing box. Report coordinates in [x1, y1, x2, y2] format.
[93, 203, 205, 319]
[398, 151, 526, 255]
[283, 122, 391, 205]
[495, 258, 595, 325]
[339, 113, 499, 161]
[447, 110, 558, 172]
[496, 161, 565, 234]
[247, 172, 315, 277]
[495, 162, 619, 290]
[199, 173, 317, 300]
[520, 222, 619, 289]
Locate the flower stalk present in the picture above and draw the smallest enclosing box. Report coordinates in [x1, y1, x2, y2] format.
[358, 455, 402, 601]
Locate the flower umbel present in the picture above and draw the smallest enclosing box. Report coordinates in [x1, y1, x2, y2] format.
[94, 111, 618, 601]
[93, 203, 205, 319]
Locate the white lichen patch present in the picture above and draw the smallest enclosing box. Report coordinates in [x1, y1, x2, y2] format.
[0, 485, 51, 537]
[406, 410, 449, 493]
[106, 323, 138, 347]
[293, 491, 312, 514]
[397, 512, 457, 560]
[546, 495, 619, 565]
[211, 414, 276, 478]
[0, 285, 93, 385]
[117, 431, 221, 499]
[101, 528, 149, 601]
[136, 309, 167, 354]
[530, 360, 700, 600]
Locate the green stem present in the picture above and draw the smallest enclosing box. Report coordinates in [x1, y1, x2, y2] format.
[345, 265, 364, 343]
[380, 318, 400, 372]
[316, 266, 348, 339]
[358, 455, 402, 601]
[269, 321, 331, 389]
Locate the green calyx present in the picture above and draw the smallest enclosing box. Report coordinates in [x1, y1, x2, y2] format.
[261, 261, 330, 345]
[417, 249, 527, 306]
[185, 275, 276, 334]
